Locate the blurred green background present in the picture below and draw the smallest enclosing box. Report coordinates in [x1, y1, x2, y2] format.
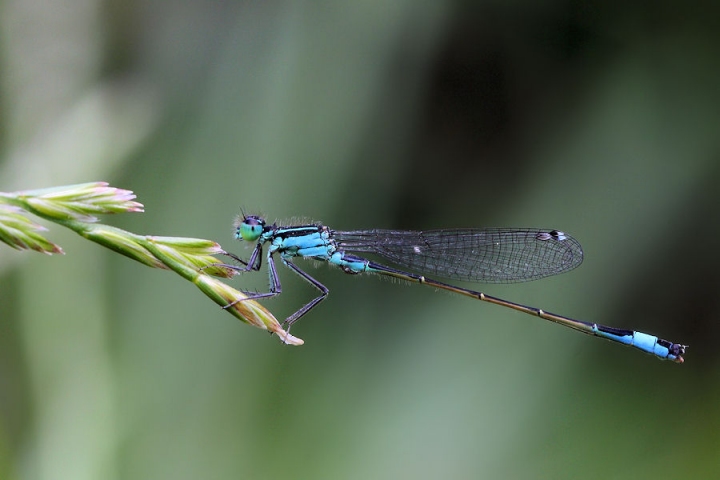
[1, 1, 719, 479]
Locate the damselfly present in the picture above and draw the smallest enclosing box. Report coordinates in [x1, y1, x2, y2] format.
[223, 215, 686, 363]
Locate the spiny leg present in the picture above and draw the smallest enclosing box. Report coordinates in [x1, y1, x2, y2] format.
[281, 258, 329, 329]
[218, 242, 264, 273]
[223, 249, 282, 308]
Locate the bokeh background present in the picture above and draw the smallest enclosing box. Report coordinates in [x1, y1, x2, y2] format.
[1, 1, 719, 479]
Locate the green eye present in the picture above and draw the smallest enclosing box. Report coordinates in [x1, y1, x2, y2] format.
[236, 215, 265, 241]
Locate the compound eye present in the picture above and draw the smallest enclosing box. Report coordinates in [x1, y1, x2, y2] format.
[236, 215, 266, 241]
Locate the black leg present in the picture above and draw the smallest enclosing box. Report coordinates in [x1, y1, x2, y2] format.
[281, 258, 329, 328]
[221, 243, 263, 272]
[223, 250, 282, 308]
[222, 252, 329, 330]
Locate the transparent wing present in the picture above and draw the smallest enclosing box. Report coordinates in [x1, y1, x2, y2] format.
[334, 228, 583, 283]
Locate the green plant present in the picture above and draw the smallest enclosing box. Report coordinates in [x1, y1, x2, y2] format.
[0, 182, 302, 345]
